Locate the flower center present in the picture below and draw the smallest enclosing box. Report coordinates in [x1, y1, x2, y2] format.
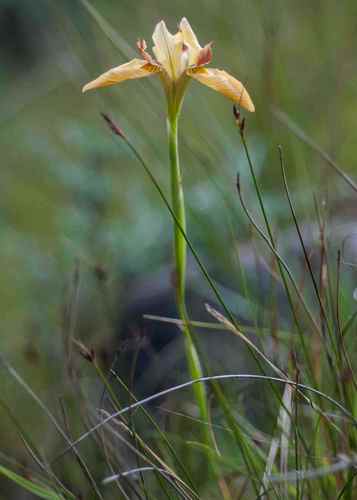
[152, 21, 200, 82]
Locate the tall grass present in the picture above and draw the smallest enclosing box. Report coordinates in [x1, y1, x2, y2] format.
[0, 2, 356, 499]
[1, 105, 356, 498]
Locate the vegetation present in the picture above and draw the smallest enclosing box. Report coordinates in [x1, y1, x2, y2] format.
[0, 1, 356, 498]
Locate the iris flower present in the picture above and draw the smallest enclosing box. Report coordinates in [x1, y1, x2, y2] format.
[83, 18, 255, 446]
[82, 17, 254, 116]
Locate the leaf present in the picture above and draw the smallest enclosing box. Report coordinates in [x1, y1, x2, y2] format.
[0, 465, 65, 500]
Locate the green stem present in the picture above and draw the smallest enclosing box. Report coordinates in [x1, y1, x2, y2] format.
[168, 111, 186, 308]
[167, 107, 215, 466]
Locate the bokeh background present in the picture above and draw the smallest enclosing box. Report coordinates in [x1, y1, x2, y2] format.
[1, 0, 357, 497]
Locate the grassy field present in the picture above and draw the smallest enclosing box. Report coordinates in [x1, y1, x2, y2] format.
[0, 0, 357, 498]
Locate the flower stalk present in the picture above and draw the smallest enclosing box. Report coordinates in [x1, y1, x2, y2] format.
[167, 102, 210, 441]
[168, 111, 185, 303]
[83, 16, 255, 477]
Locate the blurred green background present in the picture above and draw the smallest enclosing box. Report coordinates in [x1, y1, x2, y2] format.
[1, 0, 357, 495]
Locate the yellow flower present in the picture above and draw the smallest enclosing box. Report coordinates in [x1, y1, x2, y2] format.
[82, 18, 255, 114]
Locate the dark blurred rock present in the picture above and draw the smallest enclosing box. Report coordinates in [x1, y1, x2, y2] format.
[110, 259, 277, 427]
[107, 217, 355, 422]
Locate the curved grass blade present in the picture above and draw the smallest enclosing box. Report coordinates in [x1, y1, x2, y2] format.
[56, 373, 356, 461]
[0, 465, 66, 500]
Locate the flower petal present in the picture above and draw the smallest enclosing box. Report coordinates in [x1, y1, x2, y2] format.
[196, 43, 213, 67]
[136, 39, 156, 64]
[187, 67, 255, 112]
[179, 18, 201, 65]
[82, 59, 160, 93]
[152, 20, 184, 79]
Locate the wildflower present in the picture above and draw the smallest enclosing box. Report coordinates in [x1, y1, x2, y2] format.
[82, 18, 254, 115]
[82, 19, 255, 452]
